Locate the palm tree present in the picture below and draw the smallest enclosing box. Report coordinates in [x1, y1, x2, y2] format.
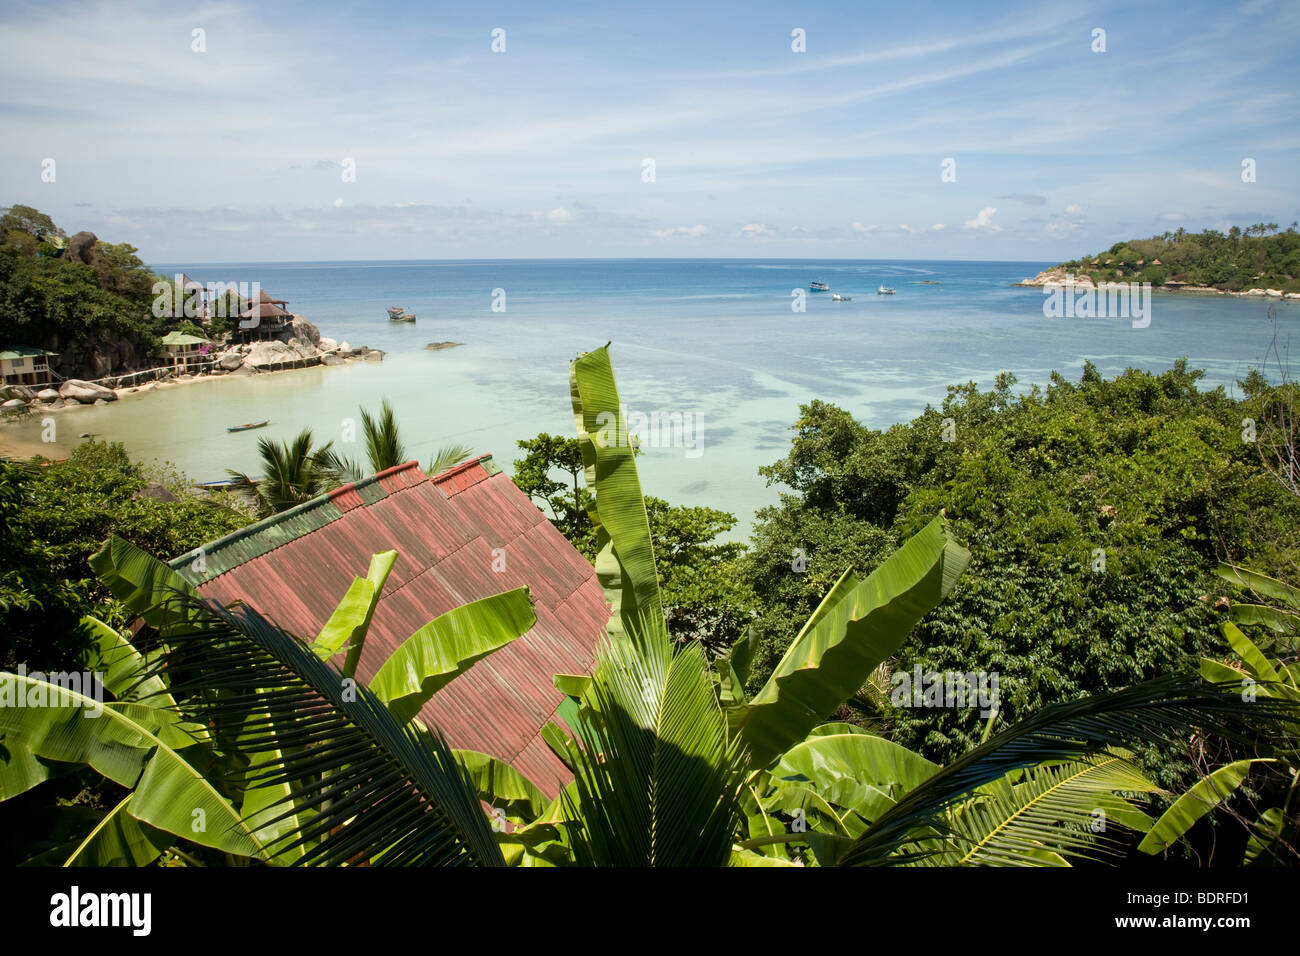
[227, 428, 342, 516]
[319, 398, 472, 482]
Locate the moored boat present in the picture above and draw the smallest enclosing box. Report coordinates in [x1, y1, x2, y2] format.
[386, 306, 405, 319]
[227, 420, 269, 432]
[390, 312, 417, 323]
[809, 281, 830, 292]
[877, 285, 896, 295]
[831, 293, 851, 301]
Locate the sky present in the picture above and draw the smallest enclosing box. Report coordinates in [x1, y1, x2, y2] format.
[1, 0, 1298, 263]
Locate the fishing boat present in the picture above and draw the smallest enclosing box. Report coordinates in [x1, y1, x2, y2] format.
[809, 281, 830, 292]
[386, 306, 405, 319]
[195, 478, 240, 489]
[831, 293, 852, 301]
[227, 420, 269, 433]
[390, 313, 416, 323]
[877, 285, 896, 295]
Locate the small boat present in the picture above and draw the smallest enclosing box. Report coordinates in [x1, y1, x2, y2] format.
[831, 293, 852, 301]
[390, 313, 416, 323]
[227, 420, 269, 433]
[386, 306, 405, 319]
[877, 285, 896, 295]
[809, 281, 830, 292]
[195, 478, 239, 489]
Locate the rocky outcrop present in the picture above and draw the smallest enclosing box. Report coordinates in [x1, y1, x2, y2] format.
[1, 384, 37, 402]
[59, 379, 118, 404]
[63, 231, 98, 265]
[36, 388, 60, 401]
[51, 327, 143, 380]
[425, 341, 463, 351]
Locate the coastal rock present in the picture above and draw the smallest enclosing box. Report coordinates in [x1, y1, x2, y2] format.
[2, 384, 37, 402]
[320, 354, 344, 366]
[218, 351, 244, 371]
[2, 398, 27, 409]
[319, 337, 338, 352]
[46, 398, 65, 409]
[58, 379, 118, 404]
[363, 350, 384, 363]
[425, 341, 464, 351]
[243, 341, 296, 368]
[36, 388, 60, 401]
[1266, 289, 1283, 297]
[285, 316, 321, 348]
[93, 398, 108, 405]
[338, 341, 352, 355]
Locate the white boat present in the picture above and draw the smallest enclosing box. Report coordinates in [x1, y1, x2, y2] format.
[831, 293, 851, 301]
[877, 285, 896, 295]
[809, 281, 830, 292]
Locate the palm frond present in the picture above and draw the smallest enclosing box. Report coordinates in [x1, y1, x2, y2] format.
[839, 675, 1300, 866]
[362, 399, 407, 473]
[428, 443, 473, 476]
[561, 619, 749, 866]
[148, 596, 504, 866]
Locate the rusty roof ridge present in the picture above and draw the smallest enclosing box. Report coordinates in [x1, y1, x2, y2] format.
[429, 453, 494, 484]
[168, 461, 425, 575]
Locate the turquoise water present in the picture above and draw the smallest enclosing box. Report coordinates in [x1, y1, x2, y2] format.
[10, 259, 1297, 537]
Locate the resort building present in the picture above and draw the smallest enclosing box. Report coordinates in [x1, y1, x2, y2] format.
[1, 345, 58, 387]
[169, 455, 609, 797]
[235, 289, 295, 341]
[159, 330, 211, 371]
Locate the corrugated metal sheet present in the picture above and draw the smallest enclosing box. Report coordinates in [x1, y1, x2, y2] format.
[169, 455, 608, 796]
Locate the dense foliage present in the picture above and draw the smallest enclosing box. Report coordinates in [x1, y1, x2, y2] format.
[0, 204, 165, 360]
[1058, 223, 1300, 291]
[0, 441, 251, 671]
[745, 360, 1300, 773]
[513, 433, 754, 655]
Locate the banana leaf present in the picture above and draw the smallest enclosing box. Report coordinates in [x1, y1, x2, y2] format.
[1138, 758, 1272, 854]
[569, 344, 663, 639]
[368, 586, 536, 724]
[732, 514, 970, 767]
[313, 550, 398, 675]
[62, 795, 173, 867]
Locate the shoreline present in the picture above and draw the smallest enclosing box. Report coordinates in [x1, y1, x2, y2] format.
[1014, 269, 1300, 299]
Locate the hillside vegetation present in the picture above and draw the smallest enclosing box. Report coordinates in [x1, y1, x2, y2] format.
[1057, 223, 1300, 292]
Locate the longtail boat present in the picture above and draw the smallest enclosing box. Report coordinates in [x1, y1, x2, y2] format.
[227, 420, 269, 432]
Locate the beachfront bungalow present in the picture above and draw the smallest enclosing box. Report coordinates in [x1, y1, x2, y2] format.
[160, 330, 210, 370]
[1, 345, 58, 387]
[167, 455, 609, 796]
[234, 289, 294, 341]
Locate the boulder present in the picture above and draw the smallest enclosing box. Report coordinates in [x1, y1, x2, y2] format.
[2, 398, 27, 409]
[286, 316, 321, 348]
[364, 351, 384, 363]
[93, 398, 108, 406]
[46, 398, 65, 409]
[338, 341, 352, 355]
[218, 351, 244, 371]
[320, 353, 344, 366]
[59, 379, 118, 404]
[425, 341, 464, 351]
[319, 337, 338, 352]
[64, 231, 98, 265]
[3, 384, 37, 402]
[243, 341, 295, 368]
[37, 388, 60, 401]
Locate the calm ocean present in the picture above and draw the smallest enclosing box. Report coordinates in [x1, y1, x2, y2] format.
[15, 258, 1299, 537]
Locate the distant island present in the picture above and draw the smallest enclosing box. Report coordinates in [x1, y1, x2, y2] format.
[1018, 222, 1300, 297]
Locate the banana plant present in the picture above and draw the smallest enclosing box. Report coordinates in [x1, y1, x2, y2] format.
[1, 536, 540, 865]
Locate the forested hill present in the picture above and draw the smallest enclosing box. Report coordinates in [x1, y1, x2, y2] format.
[1039, 223, 1300, 293]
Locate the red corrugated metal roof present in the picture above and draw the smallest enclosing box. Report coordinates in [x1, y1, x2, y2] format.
[175, 456, 607, 797]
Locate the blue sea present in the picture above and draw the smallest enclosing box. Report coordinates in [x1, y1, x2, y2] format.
[15, 258, 1298, 538]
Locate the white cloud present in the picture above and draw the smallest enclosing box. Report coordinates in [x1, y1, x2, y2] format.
[852, 222, 878, 232]
[332, 198, 344, 208]
[653, 224, 708, 239]
[931, 223, 946, 231]
[737, 223, 774, 238]
[963, 206, 999, 230]
[1065, 203, 1084, 215]
[548, 207, 572, 223]
[1158, 211, 1185, 222]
